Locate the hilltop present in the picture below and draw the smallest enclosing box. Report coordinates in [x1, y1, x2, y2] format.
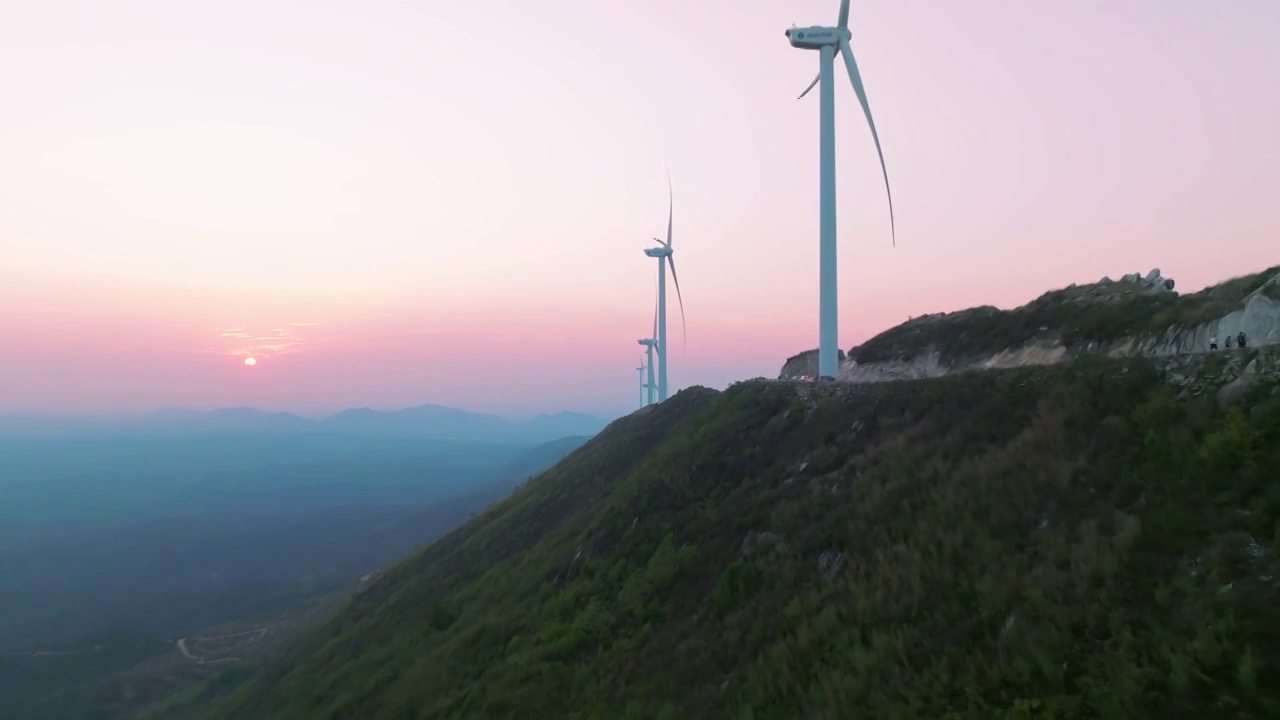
[208, 282, 1280, 719]
[786, 265, 1280, 383]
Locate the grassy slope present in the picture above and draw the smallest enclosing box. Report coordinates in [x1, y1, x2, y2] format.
[852, 265, 1280, 364]
[214, 354, 1280, 719]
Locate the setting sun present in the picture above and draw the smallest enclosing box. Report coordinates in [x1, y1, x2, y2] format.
[243, 357, 257, 367]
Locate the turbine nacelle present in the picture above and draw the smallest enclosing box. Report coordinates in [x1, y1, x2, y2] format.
[785, 26, 847, 50]
[643, 246, 670, 258]
[638, 339, 656, 348]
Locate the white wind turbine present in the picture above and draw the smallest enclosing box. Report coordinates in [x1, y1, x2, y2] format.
[642, 170, 686, 402]
[787, 0, 896, 380]
[637, 288, 658, 407]
[636, 361, 646, 409]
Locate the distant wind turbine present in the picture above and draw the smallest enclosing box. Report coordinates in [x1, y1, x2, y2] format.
[637, 287, 658, 407]
[643, 169, 686, 402]
[636, 362, 646, 409]
[787, 0, 896, 380]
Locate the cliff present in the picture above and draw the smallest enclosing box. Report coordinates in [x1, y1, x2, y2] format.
[782, 265, 1280, 384]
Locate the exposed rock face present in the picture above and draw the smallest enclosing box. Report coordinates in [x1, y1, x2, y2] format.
[840, 350, 949, 383]
[805, 267, 1280, 384]
[779, 348, 846, 380]
[1100, 289, 1280, 356]
[1109, 292, 1280, 357]
[979, 341, 1071, 370]
[1158, 348, 1280, 404]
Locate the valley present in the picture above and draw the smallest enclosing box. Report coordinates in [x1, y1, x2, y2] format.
[0, 412, 598, 720]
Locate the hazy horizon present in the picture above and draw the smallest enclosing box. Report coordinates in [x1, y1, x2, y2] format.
[2, 260, 1276, 421]
[0, 400, 612, 422]
[4, 0, 1278, 417]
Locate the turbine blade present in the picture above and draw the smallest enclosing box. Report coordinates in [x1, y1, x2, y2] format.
[664, 171, 673, 250]
[838, 0, 850, 28]
[837, 38, 896, 247]
[797, 72, 820, 100]
[666, 255, 687, 349]
[651, 236, 667, 247]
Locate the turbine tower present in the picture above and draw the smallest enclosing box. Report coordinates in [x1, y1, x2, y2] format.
[636, 362, 646, 409]
[638, 339, 658, 405]
[637, 280, 659, 406]
[643, 170, 685, 402]
[786, 0, 896, 380]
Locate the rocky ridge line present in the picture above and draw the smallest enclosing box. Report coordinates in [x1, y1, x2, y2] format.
[779, 267, 1280, 384]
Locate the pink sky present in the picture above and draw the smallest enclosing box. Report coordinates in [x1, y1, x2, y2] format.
[2, 0, 1277, 418]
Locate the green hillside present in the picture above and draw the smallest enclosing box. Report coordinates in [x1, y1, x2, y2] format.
[212, 351, 1280, 719]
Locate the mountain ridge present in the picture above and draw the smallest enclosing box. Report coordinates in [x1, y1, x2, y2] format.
[0, 402, 613, 445]
[780, 265, 1280, 382]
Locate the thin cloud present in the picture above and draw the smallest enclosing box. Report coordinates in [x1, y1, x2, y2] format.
[256, 342, 298, 353]
[205, 323, 320, 357]
[215, 326, 251, 339]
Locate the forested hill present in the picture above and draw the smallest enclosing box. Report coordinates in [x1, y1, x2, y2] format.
[212, 349, 1280, 719]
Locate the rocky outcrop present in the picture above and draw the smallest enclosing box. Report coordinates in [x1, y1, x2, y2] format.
[1159, 348, 1280, 404]
[784, 267, 1280, 384]
[779, 348, 845, 380]
[1115, 267, 1176, 293]
[1121, 292, 1280, 356]
[840, 350, 949, 383]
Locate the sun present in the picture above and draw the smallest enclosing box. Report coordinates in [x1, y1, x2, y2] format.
[243, 356, 257, 367]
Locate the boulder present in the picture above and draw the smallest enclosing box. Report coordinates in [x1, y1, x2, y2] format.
[1139, 267, 1176, 294]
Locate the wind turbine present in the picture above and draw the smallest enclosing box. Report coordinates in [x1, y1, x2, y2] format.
[637, 290, 658, 406]
[643, 170, 686, 402]
[636, 362, 646, 409]
[786, 0, 896, 380]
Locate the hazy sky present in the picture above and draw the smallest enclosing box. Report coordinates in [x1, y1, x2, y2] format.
[2, 0, 1277, 417]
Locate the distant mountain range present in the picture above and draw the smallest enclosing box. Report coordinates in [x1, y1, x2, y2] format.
[0, 404, 613, 445]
